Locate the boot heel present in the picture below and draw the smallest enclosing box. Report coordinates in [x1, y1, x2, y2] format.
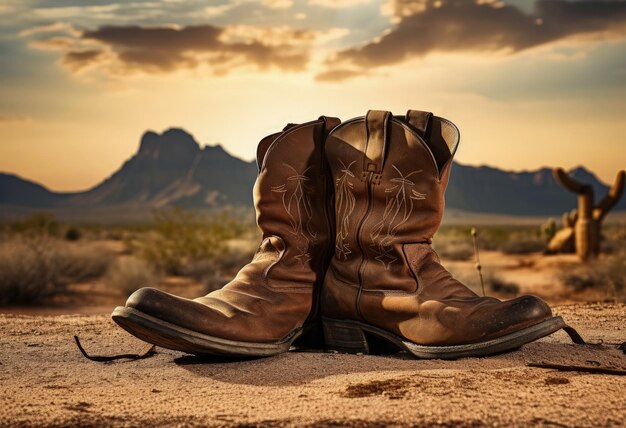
[323, 318, 370, 354]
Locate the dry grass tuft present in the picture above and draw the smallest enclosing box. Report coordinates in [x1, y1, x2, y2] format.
[433, 238, 474, 261]
[105, 256, 158, 297]
[433, 228, 475, 261]
[0, 238, 114, 305]
[500, 239, 545, 255]
[560, 250, 626, 302]
[126, 208, 250, 276]
[447, 267, 520, 297]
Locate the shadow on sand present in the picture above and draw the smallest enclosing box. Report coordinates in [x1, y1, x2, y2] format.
[169, 334, 607, 387]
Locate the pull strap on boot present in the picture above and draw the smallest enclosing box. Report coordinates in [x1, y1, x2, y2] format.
[363, 110, 391, 174]
[405, 110, 433, 138]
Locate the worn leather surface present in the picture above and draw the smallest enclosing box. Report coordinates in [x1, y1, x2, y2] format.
[126, 116, 340, 343]
[322, 110, 552, 346]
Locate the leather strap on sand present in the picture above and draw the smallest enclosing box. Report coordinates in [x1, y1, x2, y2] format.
[562, 325, 586, 345]
[74, 336, 156, 362]
[406, 110, 433, 139]
[364, 110, 391, 173]
[527, 327, 626, 376]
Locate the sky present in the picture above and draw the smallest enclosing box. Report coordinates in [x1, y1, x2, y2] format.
[0, 0, 625, 191]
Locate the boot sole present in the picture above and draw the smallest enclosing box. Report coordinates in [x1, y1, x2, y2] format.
[322, 316, 567, 359]
[112, 306, 315, 357]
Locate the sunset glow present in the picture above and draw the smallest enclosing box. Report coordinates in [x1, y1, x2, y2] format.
[1, 0, 625, 191]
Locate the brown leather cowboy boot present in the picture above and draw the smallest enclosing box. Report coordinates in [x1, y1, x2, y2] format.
[321, 110, 583, 359]
[112, 116, 341, 357]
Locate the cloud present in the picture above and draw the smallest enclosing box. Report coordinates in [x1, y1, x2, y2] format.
[27, 23, 318, 76]
[32, 4, 121, 20]
[204, 3, 238, 17]
[62, 49, 107, 72]
[315, 68, 367, 82]
[0, 115, 31, 124]
[18, 22, 80, 37]
[28, 36, 78, 51]
[262, 0, 294, 9]
[318, 0, 626, 80]
[308, 0, 373, 8]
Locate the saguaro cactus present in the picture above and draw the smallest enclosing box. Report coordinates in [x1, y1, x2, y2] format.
[553, 168, 625, 260]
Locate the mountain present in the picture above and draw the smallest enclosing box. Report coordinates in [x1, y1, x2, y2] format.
[0, 127, 624, 220]
[64, 128, 257, 208]
[0, 173, 70, 208]
[446, 164, 625, 216]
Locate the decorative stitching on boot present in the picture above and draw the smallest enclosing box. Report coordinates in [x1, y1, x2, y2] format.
[369, 165, 426, 269]
[335, 159, 357, 260]
[271, 163, 317, 264]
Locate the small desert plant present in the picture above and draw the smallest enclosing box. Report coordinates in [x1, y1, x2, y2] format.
[560, 250, 626, 302]
[433, 239, 474, 261]
[65, 227, 82, 241]
[0, 240, 54, 304]
[600, 224, 626, 254]
[489, 275, 520, 295]
[433, 228, 475, 261]
[53, 243, 114, 287]
[500, 239, 545, 255]
[436, 225, 543, 252]
[105, 256, 158, 297]
[0, 238, 115, 305]
[446, 267, 519, 297]
[196, 246, 257, 293]
[127, 207, 250, 276]
[540, 218, 557, 243]
[6, 213, 61, 237]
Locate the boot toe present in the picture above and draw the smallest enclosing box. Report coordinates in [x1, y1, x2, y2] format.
[124, 287, 236, 337]
[481, 294, 553, 341]
[125, 287, 203, 328]
[510, 295, 552, 323]
[126, 287, 173, 315]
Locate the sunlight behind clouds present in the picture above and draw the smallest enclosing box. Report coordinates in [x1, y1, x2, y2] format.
[1, 0, 625, 190]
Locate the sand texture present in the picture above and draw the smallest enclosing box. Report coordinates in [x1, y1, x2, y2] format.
[1, 303, 625, 427]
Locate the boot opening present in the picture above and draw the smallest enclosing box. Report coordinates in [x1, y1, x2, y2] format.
[426, 117, 460, 173]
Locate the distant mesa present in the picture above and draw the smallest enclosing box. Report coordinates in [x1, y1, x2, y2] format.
[0, 128, 257, 214]
[138, 128, 200, 158]
[0, 128, 624, 220]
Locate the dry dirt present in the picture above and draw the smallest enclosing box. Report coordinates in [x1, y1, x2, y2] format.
[1, 303, 625, 427]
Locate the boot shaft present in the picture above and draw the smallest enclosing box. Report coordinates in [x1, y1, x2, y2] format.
[251, 117, 340, 289]
[325, 110, 459, 292]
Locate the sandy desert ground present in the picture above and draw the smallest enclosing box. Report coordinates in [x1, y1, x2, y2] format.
[1, 245, 625, 427]
[1, 302, 625, 427]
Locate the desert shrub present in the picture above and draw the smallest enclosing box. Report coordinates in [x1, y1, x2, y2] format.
[433, 227, 475, 260]
[0, 238, 115, 305]
[439, 225, 549, 253]
[540, 218, 557, 243]
[561, 250, 626, 302]
[446, 267, 519, 297]
[489, 275, 520, 295]
[127, 208, 250, 276]
[457, 227, 511, 251]
[0, 237, 113, 305]
[600, 224, 626, 254]
[0, 241, 54, 304]
[437, 226, 533, 252]
[53, 242, 114, 287]
[433, 239, 474, 261]
[194, 247, 257, 293]
[6, 213, 61, 237]
[500, 239, 545, 255]
[105, 256, 158, 297]
[65, 227, 81, 241]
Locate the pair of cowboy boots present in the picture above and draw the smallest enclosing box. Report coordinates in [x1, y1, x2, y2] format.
[113, 111, 581, 359]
